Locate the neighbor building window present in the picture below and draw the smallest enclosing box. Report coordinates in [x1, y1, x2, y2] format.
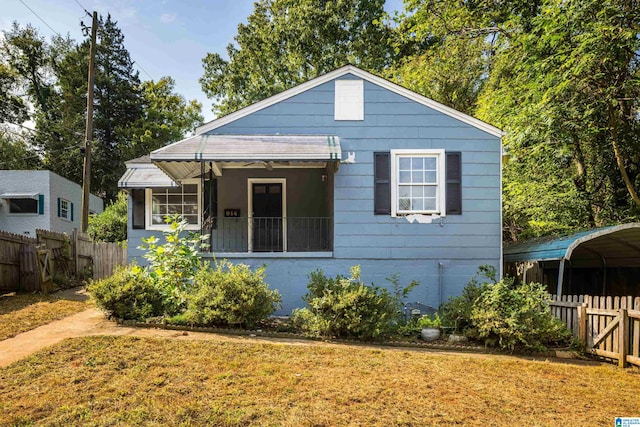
[145, 180, 200, 230]
[8, 198, 38, 214]
[390, 149, 445, 216]
[60, 199, 70, 220]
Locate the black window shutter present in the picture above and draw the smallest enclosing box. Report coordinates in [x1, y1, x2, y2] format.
[446, 152, 462, 215]
[374, 152, 391, 215]
[131, 189, 145, 229]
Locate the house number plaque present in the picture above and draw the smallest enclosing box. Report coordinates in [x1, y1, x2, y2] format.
[224, 209, 240, 217]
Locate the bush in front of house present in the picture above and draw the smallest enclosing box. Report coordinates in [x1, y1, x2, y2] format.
[292, 266, 416, 341]
[441, 266, 570, 351]
[138, 215, 209, 315]
[471, 279, 571, 351]
[174, 260, 282, 328]
[87, 264, 165, 320]
[88, 215, 280, 327]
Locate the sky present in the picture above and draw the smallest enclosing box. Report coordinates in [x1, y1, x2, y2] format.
[2, 0, 405, 124]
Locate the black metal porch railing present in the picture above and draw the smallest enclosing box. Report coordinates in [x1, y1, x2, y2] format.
[206, 217, 333, 253]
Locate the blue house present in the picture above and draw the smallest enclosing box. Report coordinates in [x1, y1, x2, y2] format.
[118, 65, 503, 313]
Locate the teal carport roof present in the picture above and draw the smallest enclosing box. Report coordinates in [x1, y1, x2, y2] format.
[504, 223, 640, 267]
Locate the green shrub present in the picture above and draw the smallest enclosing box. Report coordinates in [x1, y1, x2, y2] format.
[138, 214, 209, 314]
[87, 192, 128, 243]
[87, 264, 164, 320]
[471, 278, 571, 351]
[292, 266, 416, 341]
[440, 265, 497, 333]
[178, 260, 281, 328]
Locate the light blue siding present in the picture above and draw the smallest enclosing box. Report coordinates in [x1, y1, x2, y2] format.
[128, 73, 501, 314]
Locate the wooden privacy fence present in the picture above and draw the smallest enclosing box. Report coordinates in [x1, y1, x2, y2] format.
[550, 295, 640, 368]
[0, 228, 126, 293]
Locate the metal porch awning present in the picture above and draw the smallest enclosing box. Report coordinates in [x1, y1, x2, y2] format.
[150, 134, 342, 181]
[118, 155, 177, 189]
[504, 223, 640, 294]
[0, 192, 38, 199]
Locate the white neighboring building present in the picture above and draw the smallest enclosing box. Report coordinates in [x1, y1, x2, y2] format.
[0, 170, 104, 236]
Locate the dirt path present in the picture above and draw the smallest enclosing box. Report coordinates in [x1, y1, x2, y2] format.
[0, 288, 598, 368]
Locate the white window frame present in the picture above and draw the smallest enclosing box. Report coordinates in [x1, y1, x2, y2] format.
[145, 179, 201, 230]
[390, 149, 446, 217]
[60, 198, 71, 221]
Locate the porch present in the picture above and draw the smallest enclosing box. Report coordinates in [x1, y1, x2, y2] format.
[148, 134, 341, 255]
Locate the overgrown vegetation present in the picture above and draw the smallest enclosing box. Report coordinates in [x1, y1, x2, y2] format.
[292, 266, 417, 341]
[173, 261, 281, 328]
[441, 267, 570, 351]
[88, 216, 281, 326]
[87, 264, 164, 321]
[87, 192, 128, 243]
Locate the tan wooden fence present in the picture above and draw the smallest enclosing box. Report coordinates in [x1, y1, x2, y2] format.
[550, 294, 640, 368]
[0, 228, 126, 293]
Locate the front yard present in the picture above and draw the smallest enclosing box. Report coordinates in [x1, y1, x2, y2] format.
[1, 335, 638, 426]
[0, 293, 89, 341]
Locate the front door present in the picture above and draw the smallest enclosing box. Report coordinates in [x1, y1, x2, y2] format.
[252, 183, 283, 251]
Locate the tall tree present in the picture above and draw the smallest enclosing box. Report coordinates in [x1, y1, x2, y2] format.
[129, 77, 203, 156]
[37, 15, 144, 201]
[476, 0, 640, 239]
[200, 0, 395, 116]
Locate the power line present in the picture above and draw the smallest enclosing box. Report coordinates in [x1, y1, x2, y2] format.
[17, 0, 60, 35]
[72, 0, 154, 81]
[74, 0, 92, 17]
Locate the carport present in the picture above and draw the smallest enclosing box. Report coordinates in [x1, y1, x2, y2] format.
[504, 223, 640, 296]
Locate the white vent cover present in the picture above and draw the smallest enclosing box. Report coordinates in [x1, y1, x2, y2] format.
[334, 79, 364, 121]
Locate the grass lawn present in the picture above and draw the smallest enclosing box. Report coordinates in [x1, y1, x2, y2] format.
[0, 293, 89, 341]
[1, 336, 639, 426]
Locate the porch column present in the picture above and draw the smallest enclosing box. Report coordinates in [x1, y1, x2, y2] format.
[556, 258, 565, 296]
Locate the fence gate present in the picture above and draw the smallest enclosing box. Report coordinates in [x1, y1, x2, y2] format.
[551, 295, 640, 368]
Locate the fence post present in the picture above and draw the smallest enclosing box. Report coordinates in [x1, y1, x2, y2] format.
[619, 308, 628, 368]
[578, 304, 587, 347]
[72, 228, 79, 276]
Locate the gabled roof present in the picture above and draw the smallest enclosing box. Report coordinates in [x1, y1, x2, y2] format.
[195, 65, 503, 138]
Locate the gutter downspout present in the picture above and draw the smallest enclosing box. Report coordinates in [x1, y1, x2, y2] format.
[438, 262, 443, 307]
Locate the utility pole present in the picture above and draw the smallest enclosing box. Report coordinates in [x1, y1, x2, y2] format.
[81, 11, 97, 233]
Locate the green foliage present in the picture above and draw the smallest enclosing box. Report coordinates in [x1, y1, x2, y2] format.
[441, 266, 570, 351]
[129, 77, 203, 155]
[87, 264, 164, 320]
[89, 216, 278, 328]
[176, 260, 281, 328]
[87, 192, 128, 243]
[1, 20, 201, 201]
[471, 279, 571, 351]
[416, 313, 441, 329]
[138, 215, 208, 314]
[440, 266, 497, 333]
[292, 266, 416, 341]
[200, 0, 394, 116]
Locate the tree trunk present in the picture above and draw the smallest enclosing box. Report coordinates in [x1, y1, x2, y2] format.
[609, 104, 640, 207]
[572, 135, 595, 225]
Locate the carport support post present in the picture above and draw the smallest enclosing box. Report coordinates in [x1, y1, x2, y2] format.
[556, 258, 566, 296]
